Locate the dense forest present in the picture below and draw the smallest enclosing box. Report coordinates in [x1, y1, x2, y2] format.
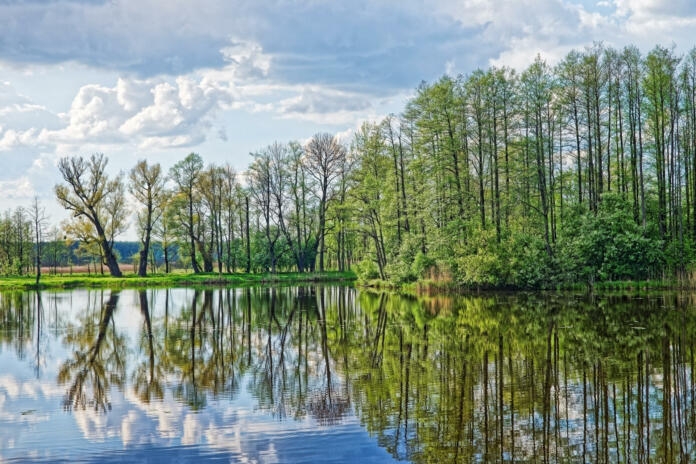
[2, 43, 696, 288]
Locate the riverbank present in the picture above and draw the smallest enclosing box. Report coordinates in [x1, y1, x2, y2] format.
[358, 277, 693, 294]
[0, 271, 357, 291]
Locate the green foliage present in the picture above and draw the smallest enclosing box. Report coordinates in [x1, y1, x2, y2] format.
[354, 259, 380, 281]
[503, 230, 553, 288]
[557, 193, 664, 282]
[411, 252, 435, 279]
[454, 229, 506, 287]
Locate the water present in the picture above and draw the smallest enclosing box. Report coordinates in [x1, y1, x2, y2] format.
[0, 286, 694, 463]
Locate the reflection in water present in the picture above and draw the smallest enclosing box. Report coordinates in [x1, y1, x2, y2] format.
[0, 287, 696, 462]
[58, 291, 124, 412]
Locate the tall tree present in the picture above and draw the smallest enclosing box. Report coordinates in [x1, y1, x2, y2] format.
[129, 160, 165, 277]
[305, 133, 346, 271]
[30, 196, 47, 285]
[169, 153, 204, 273]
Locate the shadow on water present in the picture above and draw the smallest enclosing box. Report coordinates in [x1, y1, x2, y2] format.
[1, 286, 696, 462]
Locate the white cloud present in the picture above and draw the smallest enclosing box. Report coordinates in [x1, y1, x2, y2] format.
[38, 75, 233, 150]
[1, 0, 696, 235]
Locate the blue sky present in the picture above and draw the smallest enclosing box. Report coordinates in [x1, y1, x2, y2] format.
[0, 0, 694, 234]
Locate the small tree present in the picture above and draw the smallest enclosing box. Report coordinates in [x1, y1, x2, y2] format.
[29, 197, 47, 285]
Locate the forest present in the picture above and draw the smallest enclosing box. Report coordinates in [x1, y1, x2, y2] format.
[1, 42, 696, 288]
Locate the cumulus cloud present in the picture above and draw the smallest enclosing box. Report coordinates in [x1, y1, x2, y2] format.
[0, 0, 494, 89]
[0, 0, 695, 90]
[1, 0, 696, 220]
[37, 75, 234, 150]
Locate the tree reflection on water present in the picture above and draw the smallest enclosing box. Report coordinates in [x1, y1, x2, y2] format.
[1, 286, 696, 463]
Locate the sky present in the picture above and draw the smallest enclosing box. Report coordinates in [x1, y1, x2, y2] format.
[0, 0, 695, 238]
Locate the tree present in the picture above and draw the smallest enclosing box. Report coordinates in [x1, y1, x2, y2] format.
[155, 196, 177, 273]
[55, 154, 125, 277]
[305, 133, 346, 271]
[129, 160, 165, 276]
[169, 153, 204, 273]
[29, 196, 47, 285]
[248, 146, 282, 273]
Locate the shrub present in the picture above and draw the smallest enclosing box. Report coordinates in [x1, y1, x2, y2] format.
[355, 259, 380, 281]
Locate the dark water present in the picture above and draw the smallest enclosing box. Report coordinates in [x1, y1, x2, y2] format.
[0, 287, 695, 463]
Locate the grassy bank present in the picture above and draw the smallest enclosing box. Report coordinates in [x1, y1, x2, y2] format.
[0, 271, 356, 291]
[357, 277, 695, 294]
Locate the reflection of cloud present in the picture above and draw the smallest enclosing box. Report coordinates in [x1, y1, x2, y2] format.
[0, 287, 401, 463]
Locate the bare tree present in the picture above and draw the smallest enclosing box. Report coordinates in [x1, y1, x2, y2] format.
[129, 160, 165, 276]
[305, 133, 346, 271]
[248, 147, 282, 273]
[55, 154, 125, 277]
[29, 196, 47, 285]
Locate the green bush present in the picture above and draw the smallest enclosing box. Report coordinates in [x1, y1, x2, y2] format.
[504, 231, 553, 288]
[557, 192, 664, 282]
[355, 259, 381, 281]
[411, 252, 435, 279]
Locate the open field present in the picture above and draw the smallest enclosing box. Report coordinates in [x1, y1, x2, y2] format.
[0, 270, 357, 291]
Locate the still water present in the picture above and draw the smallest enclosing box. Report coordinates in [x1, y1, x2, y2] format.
[0, 286, 694, 463]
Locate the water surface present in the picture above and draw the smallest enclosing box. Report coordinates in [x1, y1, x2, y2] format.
[0, 286, 694, 462]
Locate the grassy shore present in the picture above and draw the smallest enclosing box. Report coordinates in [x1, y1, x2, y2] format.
[0, 270, 356, 291]
[357, 277, 694, 294]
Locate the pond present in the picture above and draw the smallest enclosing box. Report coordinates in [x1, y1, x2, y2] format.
[0, 286, 694, 463]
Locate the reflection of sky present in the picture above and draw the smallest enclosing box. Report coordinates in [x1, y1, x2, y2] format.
[0, 289, 398, 463]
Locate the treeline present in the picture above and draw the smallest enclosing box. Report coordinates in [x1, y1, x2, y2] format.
[47, 137, 351, 278]
[0, 209, 175, 276]
[3, 42, 696, 287]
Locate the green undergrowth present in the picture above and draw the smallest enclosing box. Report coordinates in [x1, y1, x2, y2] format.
[0, 271, 357, 291]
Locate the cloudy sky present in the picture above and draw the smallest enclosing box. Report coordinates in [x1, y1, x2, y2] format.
[0, 0, 694, 233]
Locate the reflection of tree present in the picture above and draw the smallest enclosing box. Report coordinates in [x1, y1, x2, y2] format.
[34, 291, 45, 378]
[14, 284, 695, 462]
[0, 291, 66, 377]
[323, 290, 696, 464]
[0, 292, 36, 359]
[132, 290, 165, 403]
[166, 289, 206, 409]
[309, 288, 349, 425]
[164, 289, 245, 409]
[58, 291, 126, 412]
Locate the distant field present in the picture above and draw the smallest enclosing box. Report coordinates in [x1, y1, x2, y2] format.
[39, 263, 184, 275]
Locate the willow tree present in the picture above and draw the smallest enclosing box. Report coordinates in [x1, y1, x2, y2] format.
[55, 154, 125, 277]
[248, 146, 282, 273]
[521, 57, 553, 257]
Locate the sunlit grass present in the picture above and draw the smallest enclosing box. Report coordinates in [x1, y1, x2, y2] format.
[0, 270, 357, 290]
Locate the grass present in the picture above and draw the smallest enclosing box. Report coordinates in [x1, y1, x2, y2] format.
[0, 270, 357, 291]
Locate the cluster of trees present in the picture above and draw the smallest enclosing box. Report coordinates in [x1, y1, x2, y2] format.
[347, 43, 696, 286]
[5, 42, 696, 287]
[48, 138, 350, 278]
[0, 198, 52, 283]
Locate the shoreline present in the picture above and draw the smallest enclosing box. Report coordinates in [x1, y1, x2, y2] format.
[0, 271, 357, 291]
[356, 277, 696, 295]
[1, 272, 691, 294]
